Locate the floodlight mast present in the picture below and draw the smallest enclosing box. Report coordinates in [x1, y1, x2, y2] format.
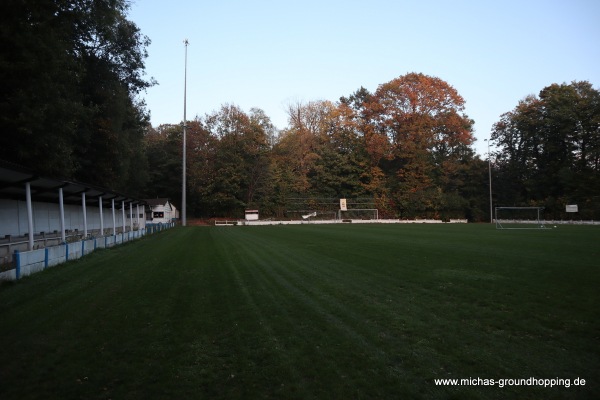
[182, 39, 188, 226]
[486, 139, 493, 224]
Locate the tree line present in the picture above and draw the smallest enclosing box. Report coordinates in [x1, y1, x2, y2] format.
[2, 1, 598, 221]
[144, 77, 599, 221]
[145, 74, 488, 220]
[1, 0, 152, 194]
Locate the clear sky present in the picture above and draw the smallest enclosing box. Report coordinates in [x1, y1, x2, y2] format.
[128, 0, 600, 155]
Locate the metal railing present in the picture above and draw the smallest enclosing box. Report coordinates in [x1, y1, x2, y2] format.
[0, 225, 141, 269]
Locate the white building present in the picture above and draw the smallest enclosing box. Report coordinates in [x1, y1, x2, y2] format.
[145, 198, 178, 224]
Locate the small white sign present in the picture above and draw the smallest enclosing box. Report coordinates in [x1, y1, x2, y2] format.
[340, 199, 347, 211]
[245, 210, 259, 220]
[566, 204, 578, 213]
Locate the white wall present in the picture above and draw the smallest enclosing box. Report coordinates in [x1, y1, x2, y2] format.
[0, 198, 145, 237]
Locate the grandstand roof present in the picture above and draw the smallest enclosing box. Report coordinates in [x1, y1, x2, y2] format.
[0, 160, 145, 207]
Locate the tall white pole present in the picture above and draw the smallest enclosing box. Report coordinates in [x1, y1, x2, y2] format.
[487, 139, 493, 224]
[182, 39, 188, 227]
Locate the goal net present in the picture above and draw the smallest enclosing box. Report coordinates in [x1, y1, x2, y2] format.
[495, 207, 547, 230]
[286, 210, 337, 221]
[338, 209, 379, 221]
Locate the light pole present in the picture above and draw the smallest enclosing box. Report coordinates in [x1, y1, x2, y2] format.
[182, 39, 188, 226]
[485, 139, 493, 223]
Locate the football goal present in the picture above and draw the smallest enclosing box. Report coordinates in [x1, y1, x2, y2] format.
[286, 211, 337, 221]
[338, 209, 379, 221]
[495, 207, 547, 230]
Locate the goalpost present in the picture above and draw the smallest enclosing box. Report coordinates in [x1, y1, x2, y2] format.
[337, 209, 379, 221]
[495, 207, 547, 230]
[286, 210, 337, 221]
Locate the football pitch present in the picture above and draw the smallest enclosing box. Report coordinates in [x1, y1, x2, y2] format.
[0, 224, 598, 399]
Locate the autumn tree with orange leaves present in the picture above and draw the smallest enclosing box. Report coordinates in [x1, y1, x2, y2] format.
[362, 73, 475, 218]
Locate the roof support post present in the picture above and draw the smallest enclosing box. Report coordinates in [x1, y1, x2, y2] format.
[129, 202, 133, 232]
[111, 198, 116, 236]
[25, 182, 34, 251]
[59, 187, 66, 243]
[82, 192, 88, 238]
[99, 196, 104, 236]
[122, 201, 126, 234]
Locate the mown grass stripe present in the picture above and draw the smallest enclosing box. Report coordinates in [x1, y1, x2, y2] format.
[219, 229, 404, 397]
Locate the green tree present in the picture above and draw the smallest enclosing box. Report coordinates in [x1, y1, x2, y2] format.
[491, 81, 600, 218]
[199, 105, 271, 217]
[310, 103, 368, 199]
[143, 124, 183, 202]
[0, 0, 83, 176]
[0, 0, 153, 193]
[186, 120, 213, 217]
[273, 100, 368, 215]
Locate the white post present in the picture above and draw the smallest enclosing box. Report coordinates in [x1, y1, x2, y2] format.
[129, 202, 133, 232]
[25, 182, 34, 250]
[82, 192, 88, 238]
[122, 201, 126, 234]
[99, 196, 104, 236]
[136, 204, 140, 229]
[111, 198, 116, 236]
[59, 187, 66, 243]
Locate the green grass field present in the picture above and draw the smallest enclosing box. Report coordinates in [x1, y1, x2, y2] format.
[0, 224, 598, 399]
